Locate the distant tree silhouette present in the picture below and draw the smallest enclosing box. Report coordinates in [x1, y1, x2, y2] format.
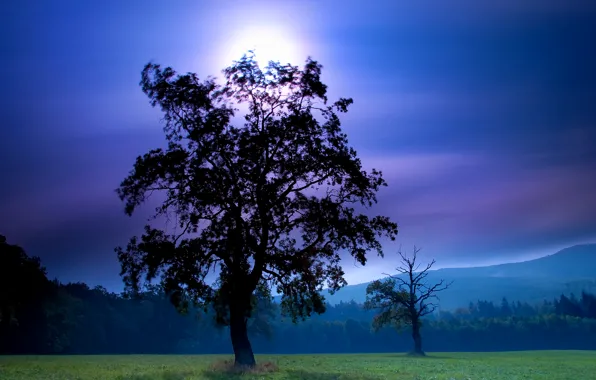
[555, 294, 584, 317]
[115, 52, 398, 367]
[500, 297, 512, 317]
[0, 235, 52, 353]
[364, 246, 451, 356]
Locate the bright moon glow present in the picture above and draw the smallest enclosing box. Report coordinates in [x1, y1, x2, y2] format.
[221, 24, 306, 68]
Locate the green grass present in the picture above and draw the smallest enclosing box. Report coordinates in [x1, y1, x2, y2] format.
[1, 351, 596, 379]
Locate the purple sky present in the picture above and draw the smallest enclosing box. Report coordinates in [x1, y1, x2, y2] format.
[2, 0, 596, 291]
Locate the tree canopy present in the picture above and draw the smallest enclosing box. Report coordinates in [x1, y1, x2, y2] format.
[115, 52, 398, 366]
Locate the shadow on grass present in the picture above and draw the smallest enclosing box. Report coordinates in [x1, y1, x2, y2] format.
[116, 371, 196, 380]
[201, 369, 384, 380]
[375, 352, 456, 360]
[284, 369, 385, 380]
[423, 355, 457, 360]
[200, 359, 280, 379]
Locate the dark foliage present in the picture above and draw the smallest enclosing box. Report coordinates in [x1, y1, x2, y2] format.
[114, 52, 397, 366]
[0, 235, 53, 354]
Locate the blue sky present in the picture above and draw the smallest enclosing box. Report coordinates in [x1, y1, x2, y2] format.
[1, 0, 595, 291]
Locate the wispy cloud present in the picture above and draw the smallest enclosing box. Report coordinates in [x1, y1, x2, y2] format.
[355, 153, 596, 266]
[1, 0, 594, 291]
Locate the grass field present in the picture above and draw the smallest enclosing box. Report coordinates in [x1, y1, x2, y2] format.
[1, 351, 595, 380]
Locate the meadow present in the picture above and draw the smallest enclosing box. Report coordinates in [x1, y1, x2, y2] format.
[1, 351, 595, 380]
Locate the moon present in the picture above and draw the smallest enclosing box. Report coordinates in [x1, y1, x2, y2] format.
[222, 24, 306, 68]
[229, 25, 304, 66]
[207, 3, 311, 71]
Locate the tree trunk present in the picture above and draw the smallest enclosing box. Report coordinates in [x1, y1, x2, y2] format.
[229, 303, 256, 367]
[411, 319, 425, 356]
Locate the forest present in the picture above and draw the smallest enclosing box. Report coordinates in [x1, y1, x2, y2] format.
[2, 235, 596, 356]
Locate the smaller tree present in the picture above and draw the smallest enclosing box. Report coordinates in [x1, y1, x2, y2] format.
[364, 246, 452, 356]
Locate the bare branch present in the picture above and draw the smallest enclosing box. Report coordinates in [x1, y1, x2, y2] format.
[365, 245, 453, 354]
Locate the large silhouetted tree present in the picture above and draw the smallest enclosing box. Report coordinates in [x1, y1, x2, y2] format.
[115, 52, 398, 367]
[364, 246, 451, 356]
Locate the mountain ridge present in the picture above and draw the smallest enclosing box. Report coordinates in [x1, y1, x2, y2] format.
[320, 243, 596, 309]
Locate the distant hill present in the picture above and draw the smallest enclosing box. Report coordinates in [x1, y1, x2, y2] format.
[319, 244, 596, 310]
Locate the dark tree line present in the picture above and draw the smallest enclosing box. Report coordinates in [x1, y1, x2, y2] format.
[2, 235, 596, 355]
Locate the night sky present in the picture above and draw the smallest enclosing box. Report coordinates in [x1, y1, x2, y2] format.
[2, 1, 596, 292]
